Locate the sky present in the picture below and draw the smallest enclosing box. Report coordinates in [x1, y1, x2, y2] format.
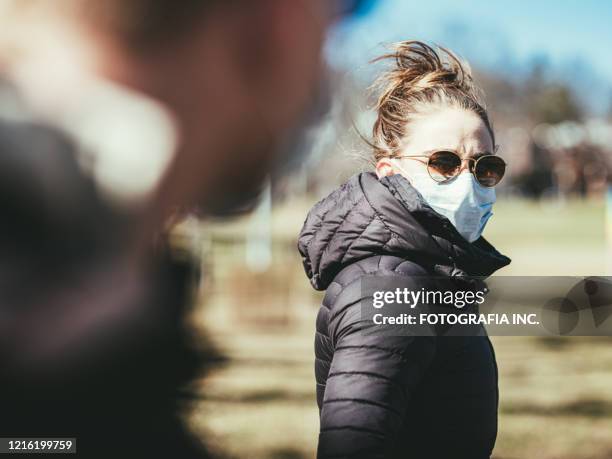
[326, 0, 612, 113]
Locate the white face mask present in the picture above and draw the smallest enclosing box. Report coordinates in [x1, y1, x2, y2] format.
[393, 161, 496, 242]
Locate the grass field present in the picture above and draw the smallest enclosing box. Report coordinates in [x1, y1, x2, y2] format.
[186, 197, 612, 459]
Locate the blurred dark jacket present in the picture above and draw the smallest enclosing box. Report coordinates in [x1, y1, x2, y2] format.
[298, 172, 511, 459]
[0, 94, 217, 458]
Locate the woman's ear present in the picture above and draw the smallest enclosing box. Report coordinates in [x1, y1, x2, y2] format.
[375, 158, 397, 179]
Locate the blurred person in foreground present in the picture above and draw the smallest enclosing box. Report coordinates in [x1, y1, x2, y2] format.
[0, 0, 367, 457]
[298, 41, 511, 458]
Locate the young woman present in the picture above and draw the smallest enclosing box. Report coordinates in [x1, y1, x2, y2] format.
[298, 41, 511, 458]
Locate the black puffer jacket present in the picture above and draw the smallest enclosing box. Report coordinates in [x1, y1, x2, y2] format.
[298, 172, 511, 459]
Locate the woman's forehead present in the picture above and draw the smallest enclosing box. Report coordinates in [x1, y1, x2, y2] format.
[403, 107, 494, 154]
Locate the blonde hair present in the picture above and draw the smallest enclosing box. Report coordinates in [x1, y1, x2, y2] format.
[370, 40, 494, 161]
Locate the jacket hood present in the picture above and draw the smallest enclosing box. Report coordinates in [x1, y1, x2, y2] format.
[298, 172, 511, 291]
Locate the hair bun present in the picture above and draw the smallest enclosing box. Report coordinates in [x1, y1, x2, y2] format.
[369, 40, 492, 161]
[373, 40, 476, 101]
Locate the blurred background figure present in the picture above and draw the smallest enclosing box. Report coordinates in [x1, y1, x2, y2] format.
[0, 0, 372, 457]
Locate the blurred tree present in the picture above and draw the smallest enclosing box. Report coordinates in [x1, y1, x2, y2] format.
[529, 83, 583, 124]
[525, 62, 583, 124]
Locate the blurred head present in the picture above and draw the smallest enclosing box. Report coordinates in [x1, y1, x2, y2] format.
[80, 0, 334, 216]
[2, 0, 337, 217]
[372, 41, 496, 181]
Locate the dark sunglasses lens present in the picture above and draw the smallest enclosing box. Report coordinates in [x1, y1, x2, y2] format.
[475, 156, 506, 187]
[428, 151, 462, 182]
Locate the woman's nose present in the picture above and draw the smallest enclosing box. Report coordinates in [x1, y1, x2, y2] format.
[458, 158, 473, 174]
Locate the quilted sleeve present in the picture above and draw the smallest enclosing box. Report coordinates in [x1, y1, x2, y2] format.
[317, 276, 437, 458]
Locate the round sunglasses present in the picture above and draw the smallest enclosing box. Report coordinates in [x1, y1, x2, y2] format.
[398, 149, 506, 187]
